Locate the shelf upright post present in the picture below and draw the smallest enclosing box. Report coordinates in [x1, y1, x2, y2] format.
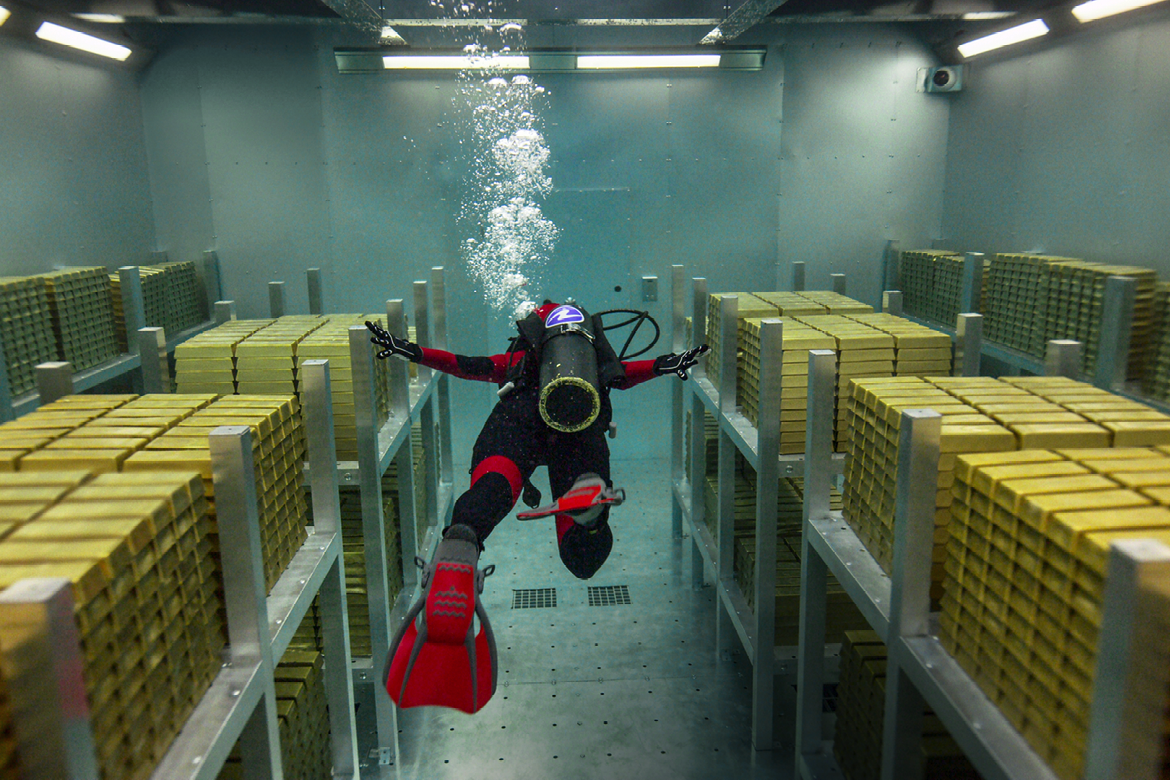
[138, 327, 170, 394]
[1044, 340, 1082, 379]
[0, 339, 14, 423]
[715, 295, 739, 662]
[689, 277, 709, 590]
[118, 266, 147, 392]
[793, 262, 806, 292]
[750, 318, 784, 751]
[671, 265, 686, 539]
[795, 348, 837, 774]
[883, 240, 900, 293]
[215, 301, 237, 325]
[883, 291, 903, 316]
[1084, 539, 1170, 780]
[880, 409, 942, 780]
[386, 301, 419, 588]
[386, 301, 411, 421]
[268, 282, 286, 319]
[301, 358, 361, 778]
[203, 251, 223, 319]
[209, 425, 282, 779]
[413, 281, 439, 537]
[307, 268, 324, 315]
[955, 313, 983, 377]
[348, 326, 397, 758]
[960, 253, 985, 315]
[0, 578, 100, 779]
[431, 267, 454, 489]
[1094, 275, 1136, 391]
[36, 362, 73, 404]
[831, 274, 847, 295]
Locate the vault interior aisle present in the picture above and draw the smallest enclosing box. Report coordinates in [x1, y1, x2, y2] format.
[357, 457, 796, 780]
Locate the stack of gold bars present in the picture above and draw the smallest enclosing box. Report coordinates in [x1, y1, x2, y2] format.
[834, 630, 981, 780]
[0, 467, 223, 780]
[737, 317, 835, 454]
[110, 265, 167, 352]
[217, 647, 332, 780]
[983, 253, 1053, 352]
[174, 319, 273, 395]
[794, 290, 874, 315]
[233, 316, 324, 396]
[943, 446, 1170, 779]
[751, 291, 827, 317]
[899, 249, 963, 326]
[156, 261, 204, 338]
[704, 293, 779, 390]
[297, 315, 392, 461]
[0, 276, 58, 396]
[842, 375, 1170, 604]
[847, 313, 953, 378]
[1144, 281, 1170, 402]
[40, 267, 119, 372]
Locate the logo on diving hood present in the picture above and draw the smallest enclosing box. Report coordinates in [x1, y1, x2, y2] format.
[544, 305, 585, 328]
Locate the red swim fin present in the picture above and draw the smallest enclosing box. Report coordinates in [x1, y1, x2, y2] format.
[517, 475, 625, 521]
[384, 525, 497, 714]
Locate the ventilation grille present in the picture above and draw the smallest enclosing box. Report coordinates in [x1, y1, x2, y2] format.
[587, 585, 631, 606]
[512, 588, 557, 609]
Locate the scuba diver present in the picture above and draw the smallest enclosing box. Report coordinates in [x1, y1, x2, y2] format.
[366, 301, 708, 714]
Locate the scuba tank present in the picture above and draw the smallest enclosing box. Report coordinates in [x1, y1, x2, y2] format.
[538, 304, 601, 433]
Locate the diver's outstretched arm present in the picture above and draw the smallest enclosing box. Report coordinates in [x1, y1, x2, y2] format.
[611, 343, 710, 389]
[366, 321, 521, 383]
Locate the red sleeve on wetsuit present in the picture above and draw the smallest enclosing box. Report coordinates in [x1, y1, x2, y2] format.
[416, 347, 525, 383]
[609, 359, 658, 390]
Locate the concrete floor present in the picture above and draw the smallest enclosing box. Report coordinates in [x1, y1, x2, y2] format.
[355, 457, 801, 780]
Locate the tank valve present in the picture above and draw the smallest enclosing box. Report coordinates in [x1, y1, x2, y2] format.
[608, 422, 617, 439]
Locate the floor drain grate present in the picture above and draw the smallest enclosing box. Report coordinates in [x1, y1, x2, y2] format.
[588, 585, 631, 606]
[512, 588, 557, 609]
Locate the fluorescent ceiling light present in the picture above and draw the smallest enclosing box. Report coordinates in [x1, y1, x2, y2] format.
[380, 25, 406, 45]
[1072, 0, 1166, 22]
[576, 54, 722, 69]
[0, 6, 9, 26]
[36, 21, 132, 61]
[74, 13, 127, 23]
[383, 54, 529, 69]
[957, 19, 1049, 58]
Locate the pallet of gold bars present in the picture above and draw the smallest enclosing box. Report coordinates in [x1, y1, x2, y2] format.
[703, 293, 780, 391]
[40, 267, 119, 372]
[174, 319, 274, 395]
[0, 276, 59, 396]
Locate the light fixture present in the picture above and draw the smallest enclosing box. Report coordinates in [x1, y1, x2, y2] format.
[576, 54, 722, 69]
[380, 25, 406, 45]
[35, 21, 132, 61]
[957, 19, 1049, 58]
[1072, 0, 1167, 22]
[0, 6, 9, 26]
[383, 54, 530, 69]
[73, 13, 127, 23]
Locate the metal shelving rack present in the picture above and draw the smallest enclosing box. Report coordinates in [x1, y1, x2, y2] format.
[0, 260, 219, 421]
[0, 358, 360, 780]
[793, 340, 1170, 780]
[667, 266, 849, 751]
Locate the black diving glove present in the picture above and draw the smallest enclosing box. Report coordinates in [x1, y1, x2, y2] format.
[366, 321, 423, 362]
[653, 344, 710, 380]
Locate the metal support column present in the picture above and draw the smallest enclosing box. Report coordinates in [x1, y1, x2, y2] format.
[269, 282, 286, 319]
[1045, 340, 1082, 379]
[689, 278, 709, 590]
[1094, 275, 1136, 391]
[412, 281, 431, 382]
[215, 301, 237, 325]
[307, 268, 324, 315]
[117, 266, 147, 341]
[36, 362, 74, 404]
[793, 262, 806, 292]
[671, 265, 686, 539]
[880, 409, 942, 780]
[386, 301, 411, 422]
[138, 327, 170, 394]
[210, 426, 281, 779]
[431, 267, 454, 488]
[955, 313, 983, 377]
[1084, 539, 1170, 780]
[203, 251, 223, 319]
[348, 326, 397, 759]
[795, 349, 837, 774]
[960, 253, 984, 315]
[386, 301, 418, 588]
[301, 359, 361, 778]
[0, 578, 100, 779]
[883, 240, 900, 293]
[715, 295, 739, 661]
[882, 290, 903, 316]
[831, 274, 847, 295]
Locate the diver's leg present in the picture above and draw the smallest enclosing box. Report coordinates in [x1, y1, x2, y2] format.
[451, 394, 540, 548]
[548, 427, 614, 579]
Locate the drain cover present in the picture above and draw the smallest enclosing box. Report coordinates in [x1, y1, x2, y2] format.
[587, 585, 631, 606]
[512, 588, 557, 609]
